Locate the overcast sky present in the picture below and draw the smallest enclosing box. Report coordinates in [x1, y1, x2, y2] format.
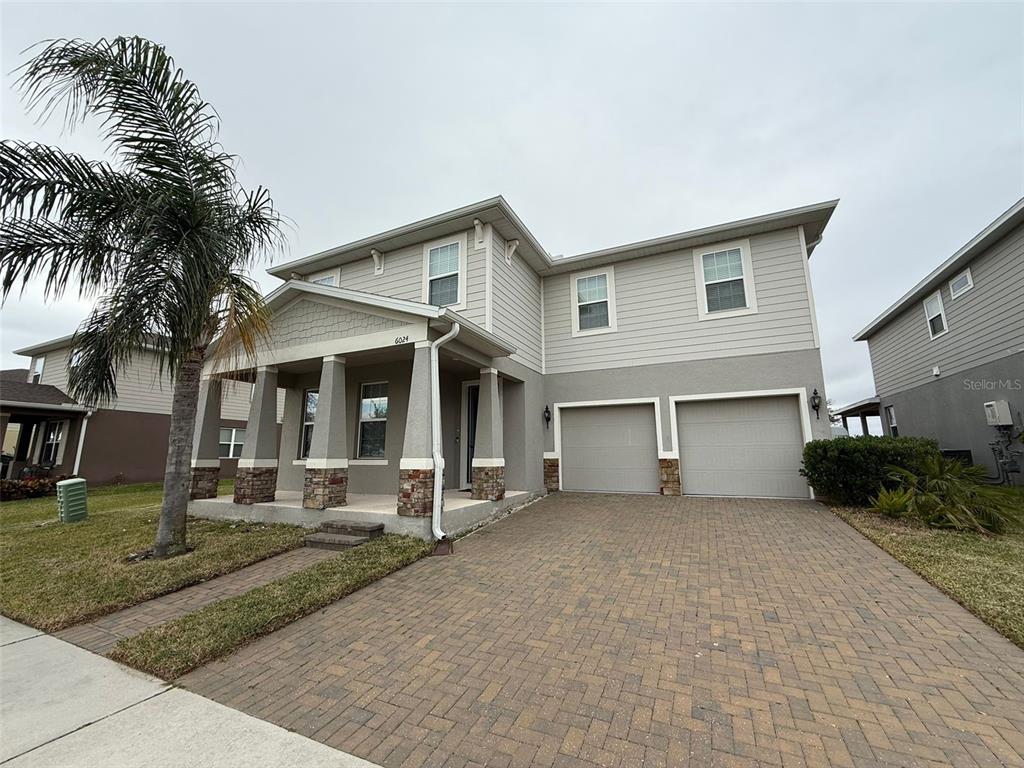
[2, 2, 1022, 413]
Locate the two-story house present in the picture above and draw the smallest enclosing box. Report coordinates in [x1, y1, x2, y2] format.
[189, 197, 836, 539]
[1, 342, 281, 483]
[853, 198, 1024, 483]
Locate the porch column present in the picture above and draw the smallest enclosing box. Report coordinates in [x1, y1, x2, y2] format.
[303, 356, 348, 509]
[234, 366, 279, 505]
[841, 415, 848, 432]
[397, 343, 434, 516]
[472, 367, 505, 501]
[189, 376, 222, 499]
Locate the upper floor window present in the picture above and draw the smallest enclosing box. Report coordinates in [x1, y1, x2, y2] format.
[948, 268, 973, 299]
[299, 388, 318, 458]
[923, 291, 947, 339]
[357, 382, 389, 458]
[570, 267, 617, 337]
[218, 427, 246, 459]
[692, 239, 757, 321]
[311, 275, 336, 287]
[30, 356, 44, 384]
[422, 233, 467, 309]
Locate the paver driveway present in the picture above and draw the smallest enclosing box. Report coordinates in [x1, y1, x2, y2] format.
[181, 494, 1024, 768]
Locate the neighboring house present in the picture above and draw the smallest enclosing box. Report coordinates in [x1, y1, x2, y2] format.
[853, 197, 1024, 484]
[0, 344, 281, 483]
[192, 196, 836, 517]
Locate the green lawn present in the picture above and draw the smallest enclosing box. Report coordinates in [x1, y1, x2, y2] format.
[833, 507, 1024, 649]
[0, 481, 306, 631]
[111, 533, 432, 679]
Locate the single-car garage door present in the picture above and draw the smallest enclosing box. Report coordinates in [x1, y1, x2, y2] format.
[560, 404, 660, 493]
[676, 396, 808, 498]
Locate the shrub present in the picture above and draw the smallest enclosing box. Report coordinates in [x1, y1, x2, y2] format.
[870, 486, 913, 518]
[800, 436, 940, 506]
[889, 456, 1020, 534]
[0, 477, 67, 502]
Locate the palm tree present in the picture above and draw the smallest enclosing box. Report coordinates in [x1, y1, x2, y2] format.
[0, 37, 284, 557]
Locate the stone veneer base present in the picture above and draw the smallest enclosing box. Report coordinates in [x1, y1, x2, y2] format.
[659, 458, 681, 496]
[397, 468, 434, 517]
[543, 458, 560, 493]
[234, 467, 278, 505]
[189, 466, 220, 500]
[471, 464, 505, 501]
[303, 467, 348, 509]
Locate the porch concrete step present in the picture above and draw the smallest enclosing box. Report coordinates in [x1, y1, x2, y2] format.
[321, 520, 385, 538]
[304, 532, 370, 551]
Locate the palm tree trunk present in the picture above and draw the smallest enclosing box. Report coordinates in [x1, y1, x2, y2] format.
[154, 346, 206, 558]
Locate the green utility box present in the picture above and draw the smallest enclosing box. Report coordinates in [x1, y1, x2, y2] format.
[56, 478, 88, 523]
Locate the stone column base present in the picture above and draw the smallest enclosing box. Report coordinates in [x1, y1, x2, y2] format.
[303, 467, 348, 509]
[471, 464, 505, 501]
[397, 468, 434, 516]
[190, 466, 220, 500]
[659, 458, 681, 496]
[234, 467, 278, 505]
[543, 458, 560, 493]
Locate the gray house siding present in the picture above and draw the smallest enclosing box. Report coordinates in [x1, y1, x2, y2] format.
[542, 227, 817, 374]
[867, 223, 1024, 397]
[492, 231, 544, 372]
[879, 352, 1023, 476]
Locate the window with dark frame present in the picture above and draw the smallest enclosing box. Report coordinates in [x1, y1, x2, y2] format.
[40, 421, 62, 464]
[300, 389, 319, 459]
[357, 382, 389, 458]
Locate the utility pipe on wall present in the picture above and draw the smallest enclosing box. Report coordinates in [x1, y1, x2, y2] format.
[429, 322, 461, 543]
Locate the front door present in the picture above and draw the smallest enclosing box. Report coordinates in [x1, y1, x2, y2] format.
[463, 383, 479, 486]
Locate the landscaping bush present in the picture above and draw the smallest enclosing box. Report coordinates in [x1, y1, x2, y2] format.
[0, 476, 67, 502]
[870, 486, 913, 518]
[800, 436, 939, 505]
[889, 456, 1021, 534]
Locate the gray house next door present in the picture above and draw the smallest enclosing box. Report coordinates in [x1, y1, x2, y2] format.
[560, 404, 660, 493]
[676, 396, 808, 498]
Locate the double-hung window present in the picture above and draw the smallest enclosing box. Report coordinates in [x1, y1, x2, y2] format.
[299, 389, 319, 459]
[422, 234, 466, 308]
[218, 427, 246, 459]
[923, 291, 947, 339]
[693, 239, 757, 320]
[357, 382, 388, 458]
[948, 268, 973, 299]
[884, 405, 898, 437]
[40, 421, 63, 464]
[570, 267, 617, 337]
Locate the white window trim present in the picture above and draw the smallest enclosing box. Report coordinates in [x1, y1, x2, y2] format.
[218, 427, 245, 460]
[570, 266, 618, 338]
[357, 381, 389, 459]
[948, 268, 974, 299]
[307, 267, 340, 287]
[421, 232, 468, 311]
[692, 238, 758, 321]
[923, 290, 948, 340]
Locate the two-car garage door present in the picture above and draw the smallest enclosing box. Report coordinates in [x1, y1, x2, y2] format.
[558, 396, 808, 498]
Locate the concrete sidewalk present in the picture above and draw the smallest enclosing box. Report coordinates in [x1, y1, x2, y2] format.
[0, 616, 377, 767]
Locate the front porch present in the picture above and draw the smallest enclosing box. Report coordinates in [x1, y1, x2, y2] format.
[187, 281, 529, 540]
[189, 488, 539, 539]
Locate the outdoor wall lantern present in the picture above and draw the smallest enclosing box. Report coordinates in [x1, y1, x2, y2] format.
[543, 405, 552, 429]
[810, 389, 822, 419]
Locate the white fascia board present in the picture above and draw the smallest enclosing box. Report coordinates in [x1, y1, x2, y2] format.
[0, 399, 90, 413]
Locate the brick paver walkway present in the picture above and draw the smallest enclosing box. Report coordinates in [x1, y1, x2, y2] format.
[57, 547, 337, 654]
[180, 495, 1024, 768]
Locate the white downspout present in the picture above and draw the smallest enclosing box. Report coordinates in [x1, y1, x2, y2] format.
[73, 410, 94, 476]
[429, 322, 461, 542]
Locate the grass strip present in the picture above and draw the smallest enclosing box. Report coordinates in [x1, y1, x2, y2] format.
[109, 534, 433, 679]
[833, 507, 1024, 649]
[1, 481, 307, 631]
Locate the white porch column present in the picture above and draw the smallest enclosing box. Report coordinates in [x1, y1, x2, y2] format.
[471, 367, 505, 501]
[303, 356, 348, 509]
[189, 376, 222, 499]
[397, 343, 434, 516]
[234, 366, 279, 505]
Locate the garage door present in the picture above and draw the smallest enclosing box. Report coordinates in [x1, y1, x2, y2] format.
[676, 396, 807, 498]
[560, 404, 660, 493]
